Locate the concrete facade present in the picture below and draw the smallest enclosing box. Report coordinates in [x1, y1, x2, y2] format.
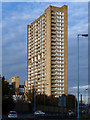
[27, 5, 68, 97]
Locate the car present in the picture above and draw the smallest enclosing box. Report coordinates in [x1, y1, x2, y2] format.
[8, 111, 18, 119]
[67, 110, 74, 116]
[34, 110, 45, 115]
[81, 110, 88, 114]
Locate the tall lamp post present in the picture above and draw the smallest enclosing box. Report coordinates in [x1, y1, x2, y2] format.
[77, 34, 88, 120]
[34, 74, 36, 120]
[44, 83, 49, 106]
[85, 89, 88, 104]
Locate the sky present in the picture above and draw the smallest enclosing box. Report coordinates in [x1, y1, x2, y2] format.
[1, 0, 90, 2]
[2, 2, 88, 101]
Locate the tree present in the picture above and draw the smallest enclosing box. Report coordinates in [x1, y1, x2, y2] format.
[25, 87, 35, 113]
[36, 94, 45, 105]
[66, 94, 77, 109]
[2, 76, 15, 114]
[2, 76, 10, 96]
[25, 87, 34, 104]
[36, 94, 58, 106]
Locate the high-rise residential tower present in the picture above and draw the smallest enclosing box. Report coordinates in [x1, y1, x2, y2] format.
[27, 5, 68, 97]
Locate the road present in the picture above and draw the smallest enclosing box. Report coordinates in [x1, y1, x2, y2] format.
[2, 113, 90, 120]
[2, 112, 90, 120]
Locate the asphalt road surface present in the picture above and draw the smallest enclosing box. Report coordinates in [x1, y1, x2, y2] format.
[2, 113, 90, 120]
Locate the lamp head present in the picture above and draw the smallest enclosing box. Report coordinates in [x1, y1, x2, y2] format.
[78, 34, 88, 37]
[81, 34, 88, 37]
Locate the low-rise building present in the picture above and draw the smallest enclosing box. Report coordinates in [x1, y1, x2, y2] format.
[5, 79, 9, 83]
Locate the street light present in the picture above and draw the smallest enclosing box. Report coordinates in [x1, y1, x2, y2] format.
[77, 33, 88, 120]
[44, 83, 49, 106]
[34, 73, 36, 120]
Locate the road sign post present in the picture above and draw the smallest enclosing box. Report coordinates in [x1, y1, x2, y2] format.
[58, 96, 66, 107]
[58, 96, 66, 118]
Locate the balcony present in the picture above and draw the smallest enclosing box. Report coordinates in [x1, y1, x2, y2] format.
[57, 35, 62, 38]
[51, 12, 56, 15]
[28, 56, 31, 59]
[56, 12, 62, 15]
[61, 27, 64, 30]
[57, 43, 64, 46]
[51, 68, 56, 71]
[51, 35, 56, 38]
[51, 92, 57, 95]
[61, 20, 64, 23]
[51, 64, 56, 67]
[51, 31, 56, 34]
[51, 89, 56, 92]
[61, 17, 64, 19]
[57, 61, 64, 64]
[57, 50, 64, 53]
[51, 79, 56, 82]
[51, 51, 56, 54]
[51, 54, 56, 57]
[60, 43, 64, 45]
[56, 23, 64, 27]
[51, 84, 56, 87]
[57, 65, 64, 68]
[51, 76, 56, 80]
[51, 26, 56, 30]
[51, 72, 56, 76]
[60, 69, 64, 72]
[60, 77, 64, 79]
[51, 19, 56, 23]
[56, 27, 64, 31]
[57, 46, 64, 49]
[51, 61, 56, 65]
[51, 38, 56, 42]
[60, 73, 64, 75]
[51, 15, 55, 19]
[51, 42, 56, 46]
[51, 57, 56, 60]
[51, 46, 56, 49]
[57, 31, 64, 35]
[51, 24, 56, 28]
[57, 57, 63, 60]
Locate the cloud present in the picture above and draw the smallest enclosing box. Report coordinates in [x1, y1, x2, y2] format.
[2, 2, 88, 87]
[72, 85, 88, 89]
[69, 85, 88, 95]
[69, 85, 89, 103]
